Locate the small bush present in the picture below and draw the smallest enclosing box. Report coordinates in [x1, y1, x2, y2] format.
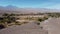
[0, 24, 5, 29]
[37, 23, 40, 25]
[38, 18, 44, 22]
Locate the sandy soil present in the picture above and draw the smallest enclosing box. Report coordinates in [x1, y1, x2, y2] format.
[0, 21, 47, 34]
[41, 17, 60, 34]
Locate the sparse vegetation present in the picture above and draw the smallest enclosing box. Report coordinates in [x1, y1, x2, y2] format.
[0, 13, 60, 29]
[0, 13, 20, 28]
[38, 17, 48, 22]
[47, 13, 60, 18]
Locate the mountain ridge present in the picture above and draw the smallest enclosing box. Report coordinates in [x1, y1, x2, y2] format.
[0, 5, 60, 14]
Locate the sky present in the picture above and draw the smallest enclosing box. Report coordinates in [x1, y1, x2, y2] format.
[0, 0, 60, 9]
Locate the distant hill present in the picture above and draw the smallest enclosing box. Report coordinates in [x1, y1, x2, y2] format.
[0, 5, 60, 14]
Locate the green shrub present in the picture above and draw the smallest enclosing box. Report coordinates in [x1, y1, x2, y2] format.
[38, 17, 48, 22]
[38, 18, 44, 22]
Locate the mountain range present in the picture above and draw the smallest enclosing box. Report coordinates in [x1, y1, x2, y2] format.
[0, 5, 60, 14]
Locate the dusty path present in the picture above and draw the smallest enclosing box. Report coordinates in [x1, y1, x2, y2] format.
[41, 17, 60, 34]
[0, 21, 47, 34]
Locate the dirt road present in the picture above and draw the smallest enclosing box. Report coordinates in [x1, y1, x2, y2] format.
[41, 17, 60, 34]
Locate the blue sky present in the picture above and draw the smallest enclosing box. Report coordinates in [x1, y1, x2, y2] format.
[0, 0, 60, 9]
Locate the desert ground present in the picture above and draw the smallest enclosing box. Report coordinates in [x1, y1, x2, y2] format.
[41, 17, 60, 34]
[0, 13, 60, 34]
[0, 21, 48, 34]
